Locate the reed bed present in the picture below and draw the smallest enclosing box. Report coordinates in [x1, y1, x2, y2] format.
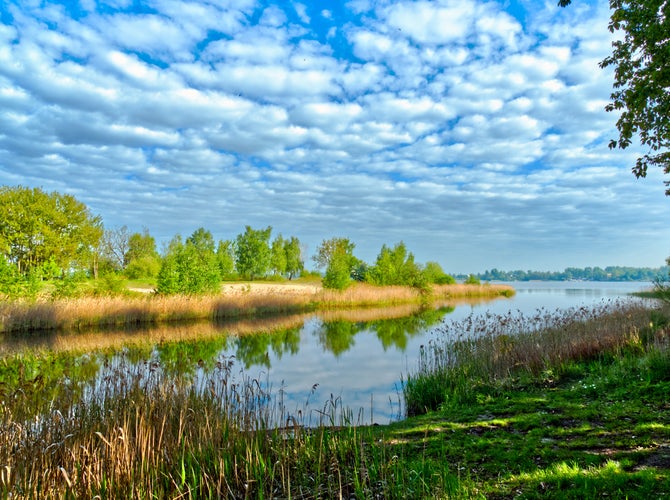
[0, 351, 401, 499]
[403, 299, 667, 416]
[0, 282, 514, 333]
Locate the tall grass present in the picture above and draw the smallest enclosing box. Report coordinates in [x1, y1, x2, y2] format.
[403, 299, 668, 416]
[0, 282, 514, 333]
[0, 351, 413, 498]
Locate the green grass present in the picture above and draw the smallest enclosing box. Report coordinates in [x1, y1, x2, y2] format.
[382, 344, 670, 498]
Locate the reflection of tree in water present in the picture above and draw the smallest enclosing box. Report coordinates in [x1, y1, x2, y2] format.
[0, 350, 103, 417]
[314, 306, 455, 355]
[155, 336, 231, 377]
[372, 306, 454, 351]
[315, 320, 363, 357]
[234, 326, 301, 369]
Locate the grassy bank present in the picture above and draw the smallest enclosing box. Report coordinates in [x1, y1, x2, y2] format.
[1, 300, 667, 498]
[0, 282, 513, 333]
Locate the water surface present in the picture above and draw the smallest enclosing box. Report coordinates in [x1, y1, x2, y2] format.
[1, 282, 653, 425]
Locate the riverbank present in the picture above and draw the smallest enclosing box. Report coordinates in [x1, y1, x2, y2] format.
[1, 300, 667, 498]
[0, 281, 514, 333]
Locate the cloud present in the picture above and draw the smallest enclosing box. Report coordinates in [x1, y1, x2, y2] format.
[0, 0, 668, 273]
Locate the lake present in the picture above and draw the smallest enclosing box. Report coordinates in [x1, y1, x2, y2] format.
[0, 281, 654, 426]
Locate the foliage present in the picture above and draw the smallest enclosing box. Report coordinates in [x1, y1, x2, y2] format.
[480, 264, 670, 281]
[422, 261, 456, 285]
[560, 0, 670, 194]
[0, 254, 41, 300]
[322, 250, 353, 290]
[314, 237, 360, 289]
[156, 230, 221, 295]
[284, 236, 304, 279]
[367, 242, 421, 287]
[124, 228, 159, 278]
[270, 234, 287, 276]
[123, 255, 160, 280]
[235, 226, 272, 280]
[0, 185, 103, 275]
[216, 239, 236, 279]
[464, 274, 480, 285]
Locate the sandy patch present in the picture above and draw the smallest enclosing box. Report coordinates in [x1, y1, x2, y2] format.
[221, 282, 322, 295]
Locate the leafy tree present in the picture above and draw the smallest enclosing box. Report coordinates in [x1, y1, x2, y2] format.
[156, 230, 221, 295]
[270, 234, 287, 277]
[235, 226, 272, 280]
[284, 236, 304, 280]
[124, 228, 160, 279]
[322, 251, 353, 290]
[560, 0, 670, 194]
[314, 237, 359, 290]
[216, 239, 236, 279]
[0, 185, 103, 275]
[367, 241, 425, 287]
[423, 261, 456, 284]
[126, 228, 158, 264]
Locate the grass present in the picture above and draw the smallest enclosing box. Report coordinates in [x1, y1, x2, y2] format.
[0, 281, 514, 333]
[1, 299, 668, 498]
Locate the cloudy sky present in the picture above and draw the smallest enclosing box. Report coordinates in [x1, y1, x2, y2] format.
[1, 0, 668, 274]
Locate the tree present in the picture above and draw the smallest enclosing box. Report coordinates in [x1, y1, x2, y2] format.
[270, 234, 287, 277]
[100, 225, 130, 271]
[124, 228, 160, 279]
[126, 228, 158, 265]
[560, 0, 670, 194]
[216, 239, 236, 279]
[367, 241, 425, 287]
[423, 261, 456, 284]
[235, 226, 272, 280]
[156, 229, 221, 295]
[284, 236, 304, 280]
[314, 237, 359, 290]
[0, 185, 103, 275]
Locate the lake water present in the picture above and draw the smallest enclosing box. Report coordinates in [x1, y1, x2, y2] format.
[1, 281, 654, 426]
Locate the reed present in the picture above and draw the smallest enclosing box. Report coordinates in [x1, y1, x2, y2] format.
[0, 351, 406, 498]
[0, 282, 514, 333]
[403, 299, 666, 416]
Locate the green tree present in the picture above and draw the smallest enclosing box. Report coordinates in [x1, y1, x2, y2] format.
[0, 185, 103, 275]
[422, 261, 456, 284]
[124, 228, 160, 279]
[270, 234, 287, 277]
[216, 239, 236, 279]
[367, 241, 425, 287]
[284, 236, 304, 280]
[314, 237, 359, 290]
[235, 226, 272, 280]
[560, 0, 670, 194]
[126, 228, 158, 264]
[156, 229, 221, 295]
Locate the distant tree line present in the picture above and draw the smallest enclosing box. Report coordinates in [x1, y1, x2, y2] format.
[479, 266, 670, 282]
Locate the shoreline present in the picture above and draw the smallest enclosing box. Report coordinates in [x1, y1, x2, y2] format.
[0, 282, 515, 333]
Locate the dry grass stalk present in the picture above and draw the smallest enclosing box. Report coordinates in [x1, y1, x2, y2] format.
[0, 283, 514, 333]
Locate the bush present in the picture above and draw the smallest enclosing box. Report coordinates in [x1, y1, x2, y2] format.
[125, 256, 161, 279]
[322, 253, 351, 290]
[464, 274, 481, 285]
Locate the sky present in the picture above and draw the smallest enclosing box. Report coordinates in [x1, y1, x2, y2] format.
[1, 0, 668, 274]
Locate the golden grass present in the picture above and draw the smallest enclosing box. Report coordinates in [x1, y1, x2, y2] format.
[0, 282, 514, 333]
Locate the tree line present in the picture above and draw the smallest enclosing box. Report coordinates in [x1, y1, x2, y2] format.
[0, 186, 458, 297]
[479, 266, 670, 282]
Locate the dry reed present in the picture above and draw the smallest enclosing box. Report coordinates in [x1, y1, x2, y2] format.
[0, 282, 514, 333]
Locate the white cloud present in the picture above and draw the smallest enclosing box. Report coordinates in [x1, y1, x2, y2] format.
[1, 0, 668, 272]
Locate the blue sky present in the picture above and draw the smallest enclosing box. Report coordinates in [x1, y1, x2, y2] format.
[1, 0, 668, 274]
